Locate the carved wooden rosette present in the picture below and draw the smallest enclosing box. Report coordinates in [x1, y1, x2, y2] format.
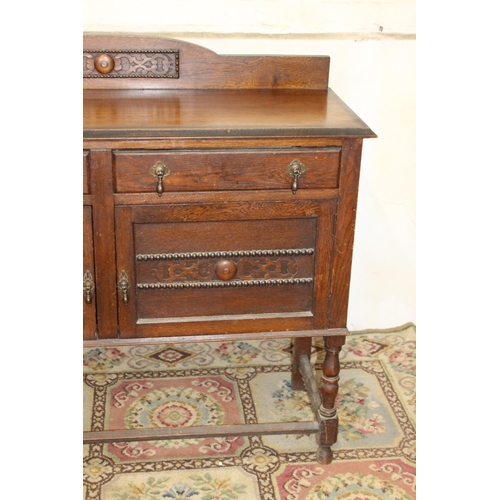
[83, 50, 179, 78]
[135, 248, 314, 289]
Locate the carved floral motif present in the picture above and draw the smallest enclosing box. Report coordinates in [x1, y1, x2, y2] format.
[83, 50, 179, 78]
[148, 256, 300, 283]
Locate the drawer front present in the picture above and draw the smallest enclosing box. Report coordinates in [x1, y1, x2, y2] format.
[83, 151, 90, 194]
[115, 199, 336, 338]
[113, 148, 340, 194]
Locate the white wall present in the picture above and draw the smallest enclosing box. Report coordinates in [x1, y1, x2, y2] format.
[84, 0, 416, 331]
[83, 0, 415, 35]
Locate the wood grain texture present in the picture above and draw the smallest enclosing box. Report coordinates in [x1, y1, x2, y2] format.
[114, 200, 333, 338]
[113, 148, 340, 193]
[83, 206, 97, 339]
[136, 286, 313, 322]
[84, 136, 345, 150]
[83, 35, 330, 90]
[112, 188, 338, 206]
[328, 138, 363, 328]
[89, 150, 119, 339]
[83, 151, 90, 194]
[132, 210, 317, 252]
[84, 89, 375, 139]
[83, 36, 375, 461]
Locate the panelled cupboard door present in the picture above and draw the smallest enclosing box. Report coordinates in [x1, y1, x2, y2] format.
[115, 198, 338, 338]
[83, 206, 97, 339]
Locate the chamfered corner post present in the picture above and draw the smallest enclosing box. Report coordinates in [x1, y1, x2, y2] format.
[316, 335, 345, 464]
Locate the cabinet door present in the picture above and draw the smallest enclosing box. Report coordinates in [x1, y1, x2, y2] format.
[83, 206, 97, 339]
[115, 198, 337, 339]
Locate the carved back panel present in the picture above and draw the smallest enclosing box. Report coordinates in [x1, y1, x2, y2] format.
[83, 35, 330, 90]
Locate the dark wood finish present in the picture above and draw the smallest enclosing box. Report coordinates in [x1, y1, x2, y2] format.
[84, 421, 318, 445]
[88, 150, 118, 339]
[291, 337, 313, 390]
[317, 335, 345, 464]
[328, 138, 364, 327]
[114, 200, 336, 338]
[83, 35, 375, 463]
[83, 206, 97, 339]
[83, 151, 90, 194]
[299, 354, 322, 413]
[113, 148, 340, 193]
[83, 35, 330, 90]
[83, 327, 348, 348]
[84, 89, 375, 139]
[85, 136, 345, 151]
[114, 188, 337, 207]
[215, 260, 237, 280]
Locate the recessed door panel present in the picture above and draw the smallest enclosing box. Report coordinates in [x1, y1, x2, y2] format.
[115, 199, 336, 338]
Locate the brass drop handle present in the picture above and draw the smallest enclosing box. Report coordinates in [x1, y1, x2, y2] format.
[117, 270, 130, 305]
[150, 162, 170, 196]
[83, 271, 95, 305]
[286, 160, 307, 194]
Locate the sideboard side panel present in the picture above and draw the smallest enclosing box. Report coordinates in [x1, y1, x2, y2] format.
[328, 138, 363, 328]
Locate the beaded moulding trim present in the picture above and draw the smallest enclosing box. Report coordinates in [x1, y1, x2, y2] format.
[136, 248, 315, 261]
[137, 278, 314, 289]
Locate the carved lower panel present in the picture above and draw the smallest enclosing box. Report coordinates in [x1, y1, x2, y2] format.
[83, 50, 179, 78]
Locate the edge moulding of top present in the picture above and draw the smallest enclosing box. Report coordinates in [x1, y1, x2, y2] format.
[83, 34, 331, 91]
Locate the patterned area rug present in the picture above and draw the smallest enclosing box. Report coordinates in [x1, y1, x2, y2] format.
[84, 324, 416, 499]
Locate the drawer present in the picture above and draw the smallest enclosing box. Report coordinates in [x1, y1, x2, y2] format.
[83, 151, 90, 194]
[113, 148, 340, 194]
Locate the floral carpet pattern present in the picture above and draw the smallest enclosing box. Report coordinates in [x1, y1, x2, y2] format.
[84, 324, 416, 499]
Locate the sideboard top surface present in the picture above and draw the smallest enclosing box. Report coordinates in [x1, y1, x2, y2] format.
[83, 88, 375, 140]
[83, 35, 375, 141]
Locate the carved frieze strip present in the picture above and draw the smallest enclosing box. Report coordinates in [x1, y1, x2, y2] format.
[136, 248, 314, 261]
[145, 254, 306, 283]
[83, 50, 179, 78]
[137, 278, 313, 289]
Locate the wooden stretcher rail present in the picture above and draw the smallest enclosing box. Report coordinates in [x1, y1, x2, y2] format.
[299, 354, 322, 414]
[84, 421, 319, 444]
[84, 355, 321, 446]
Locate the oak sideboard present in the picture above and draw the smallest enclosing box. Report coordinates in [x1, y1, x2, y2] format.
[83, 35, 375, 464]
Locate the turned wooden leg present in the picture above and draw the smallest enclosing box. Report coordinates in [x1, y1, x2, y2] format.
[291, 337, 312, 390]
[316, 335, 345, 464]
